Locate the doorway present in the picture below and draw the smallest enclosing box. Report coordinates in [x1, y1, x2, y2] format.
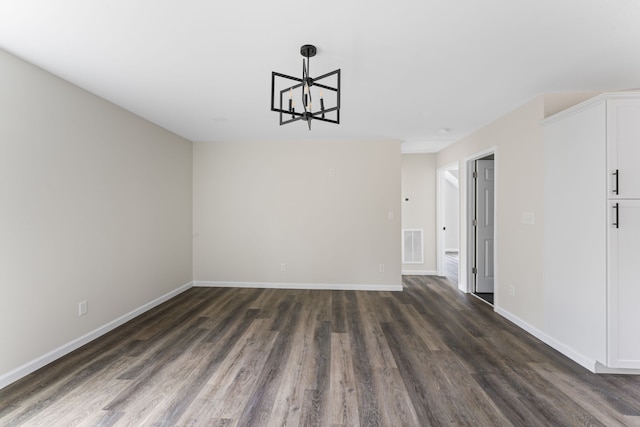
[468, 153, 495, 305]
[436, 163, 460, 287]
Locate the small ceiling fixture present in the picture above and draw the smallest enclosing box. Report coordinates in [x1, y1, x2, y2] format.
[271, 44, 341, 130]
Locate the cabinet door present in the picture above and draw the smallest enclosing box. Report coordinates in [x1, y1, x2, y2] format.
[607, 99, 640, 199]
[608, 200, 640, 368]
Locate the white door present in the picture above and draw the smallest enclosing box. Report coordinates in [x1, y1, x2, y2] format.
[608, 200, 640, 368]
[607, 99, 640, 199]
[475, 159, 495, 293]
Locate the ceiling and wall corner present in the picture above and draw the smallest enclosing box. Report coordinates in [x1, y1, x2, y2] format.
[1, 0, 639, 145]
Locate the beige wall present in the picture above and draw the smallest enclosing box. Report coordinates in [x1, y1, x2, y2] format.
[401, 154, 437, 274]
[437, 96, 546, 328]
[0, 49, 193, 377]
[437, 92, 600, 331]
[193, 139, 402, 287]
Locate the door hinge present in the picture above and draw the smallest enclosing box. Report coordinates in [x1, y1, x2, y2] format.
[472, 219, 478, 227]
[473, 171, 478, 179]
[472, 267, 477, 275]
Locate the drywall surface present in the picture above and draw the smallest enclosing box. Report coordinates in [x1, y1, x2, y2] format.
[193, 139, 401, 287]
[401, 154, 437, 274]
[0, 49, 193, 378]
[437, 92, 605, 332]
[437, 96, 546, 329]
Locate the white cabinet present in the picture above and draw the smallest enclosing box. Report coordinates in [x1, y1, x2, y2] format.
[544, 93, 640, 372]
[608, 99, 640, 199]
[608, 200, 640, 368]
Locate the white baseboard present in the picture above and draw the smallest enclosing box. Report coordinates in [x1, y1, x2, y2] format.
[594, 363, 640, 374]
[193, 281, 402, 292]
[401, 270, 437, 276]
[0, 282, 194, 390]
[445, 249, 459, 253]
[494, 306, 598, 373]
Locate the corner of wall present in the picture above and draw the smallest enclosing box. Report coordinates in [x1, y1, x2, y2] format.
[543, 92, 602, 118]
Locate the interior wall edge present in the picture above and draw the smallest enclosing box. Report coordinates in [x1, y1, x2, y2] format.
[0, 281, 194, 391]
[494, 306, 598, 373]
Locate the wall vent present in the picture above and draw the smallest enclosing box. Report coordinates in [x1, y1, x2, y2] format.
[402, 229, 424, 264]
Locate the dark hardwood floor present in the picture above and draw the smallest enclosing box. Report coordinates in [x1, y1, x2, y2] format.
[2, 276, 640, 426]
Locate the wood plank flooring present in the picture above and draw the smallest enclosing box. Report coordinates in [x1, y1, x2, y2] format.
[2, 276, 640, 426]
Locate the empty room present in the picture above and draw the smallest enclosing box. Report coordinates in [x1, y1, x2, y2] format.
[2, 1, 640, 425]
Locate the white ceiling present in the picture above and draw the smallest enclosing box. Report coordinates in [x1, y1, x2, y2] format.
[1, 0, 639, 149]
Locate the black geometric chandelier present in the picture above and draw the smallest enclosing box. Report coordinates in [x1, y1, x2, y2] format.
[271, 44, 341, 130]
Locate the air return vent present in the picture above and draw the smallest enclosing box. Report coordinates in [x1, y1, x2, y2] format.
[402, 229, 423, 264]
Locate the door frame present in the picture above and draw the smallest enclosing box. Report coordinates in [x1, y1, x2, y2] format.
[464, 147, 498, 297]
[473, 158, 495, 293]
[436, 162, 461, 288]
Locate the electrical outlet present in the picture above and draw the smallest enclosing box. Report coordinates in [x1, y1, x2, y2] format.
[329, 168, 336, 177]
[78, 300, 88, 316]
[281, 263, 287, 272]
[509, 286, 516, 297]
[388, 211, 394, 220]
[379, 264, 385, 273]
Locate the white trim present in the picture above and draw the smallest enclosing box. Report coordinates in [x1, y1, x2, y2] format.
[464, 146, 498, 164]
[466, 157, 475, 293]
[0, 282, 194, 390]
[543, 91, 640, 125]
[594, 363, 640, 375]
[402, 270, 437, 276]
[193, 281, 403, 291]
[444, 170, 459, 188]
[495, 306, 599, 373]
[436, 166, 445, 276]
[464, 147, 498, 295]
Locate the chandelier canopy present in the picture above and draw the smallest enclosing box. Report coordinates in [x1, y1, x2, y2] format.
[271, 44, 341, 130]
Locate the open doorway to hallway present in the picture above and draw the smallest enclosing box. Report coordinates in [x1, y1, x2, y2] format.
[437, 163, 460, 287]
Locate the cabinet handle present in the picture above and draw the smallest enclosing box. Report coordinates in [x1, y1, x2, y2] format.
[613, 203, 619, 229]
[612, 169, 619, 195]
